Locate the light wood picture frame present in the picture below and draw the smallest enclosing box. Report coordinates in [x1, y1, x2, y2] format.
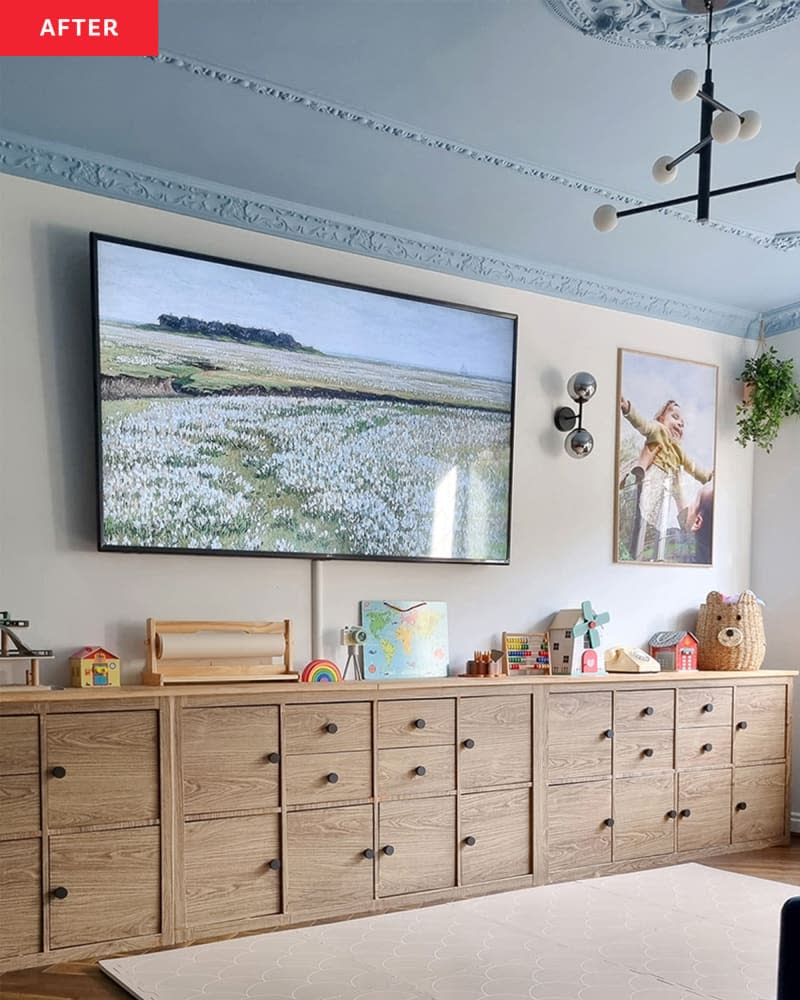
[615, 348, 718, 566]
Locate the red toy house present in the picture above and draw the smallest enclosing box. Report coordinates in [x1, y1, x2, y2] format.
[648, 631, 698, 672]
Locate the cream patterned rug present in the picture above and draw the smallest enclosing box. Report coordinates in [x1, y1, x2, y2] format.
[100, 863, 798, 1000]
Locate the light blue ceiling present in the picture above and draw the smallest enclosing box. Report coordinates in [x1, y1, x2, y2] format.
[1, 0, 798, 335]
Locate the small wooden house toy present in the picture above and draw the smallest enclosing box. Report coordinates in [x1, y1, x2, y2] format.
[648, 631, 698, 672]
[548, 603, 609, 675]
[70, 646, 121, 687]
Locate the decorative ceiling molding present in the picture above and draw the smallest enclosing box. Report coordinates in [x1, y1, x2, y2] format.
[542, 0, 800, 49]
[762, 300, 800, 336]
[0, 130, 760, 337]
[150, 50, 795, 254]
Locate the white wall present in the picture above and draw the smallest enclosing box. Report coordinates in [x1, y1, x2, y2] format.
[1, 173, 755, 692]
[749, 328, 800, 826]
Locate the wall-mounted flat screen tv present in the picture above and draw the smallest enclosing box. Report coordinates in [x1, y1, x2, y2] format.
[92, 234, 517, 563]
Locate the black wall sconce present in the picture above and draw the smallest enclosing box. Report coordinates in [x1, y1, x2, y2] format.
[554, 372, 597, 458]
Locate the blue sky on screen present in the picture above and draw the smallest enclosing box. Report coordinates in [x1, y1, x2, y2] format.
[97, 241, 515, 381]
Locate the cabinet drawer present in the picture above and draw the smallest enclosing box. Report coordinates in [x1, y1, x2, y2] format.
[459, 695, 531, 789]
[46, 711, 159, 828]
[378, 746, 454, 797]
[182, 706, 279, 815]
[675, 726, 731, 769]
[0, 840, 41, 958]
[732, 763, 786, 843]
[286, 805, 374, 914]
[677, 687, 732, 728]
[733, 685, 787, 764]
[460, 787, 530, 885]
[614, 690, 674, 730]
[613, 773, 675, 862]
[613, 730, 674, 775]
[285, 750, 371, 805]
[378, 699, 454, 748]
[49, 827, 160, 949]
[184, 814, 281, 927]
[677, 769, 731, 853]
[378, 796, 455, 897]
[547, 779, 612, 873]
[0, 774, 40, 837]
[0, 716, 39, 775]
[284, 703, 371, 754]
[547, 693, 612, 782]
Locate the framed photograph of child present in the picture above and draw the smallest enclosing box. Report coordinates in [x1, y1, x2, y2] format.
[615, 349, 718, 566]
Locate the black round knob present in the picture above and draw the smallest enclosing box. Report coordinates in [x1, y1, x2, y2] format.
[680, 808, 692, 818]
[363, 848, 375, 859]
[736, 801, 748, 811]
[414, 765, 427, 776]
[51, 766, 66, 779]
[325, 722, 338, 734]
[643, 706, 654, 716]
[666, 809, 678, 819]
[643, 748, 654, 758]
[604, 729, 614, 740]
[383, 844, 395, 856]
[52, 886, 69, 900]
[702, 743, 713, 753]
[327, 772, 339, 784]
[464, 835, 476, 846]
[702, 703, 714, 713]
[267, 752, 280, 764]
[604, 818, 615, 828]
[414, 719, 426, 729]
[463, 738, 475, 749]
[737, 721, 748, 730]
[268, 858, 281, 871]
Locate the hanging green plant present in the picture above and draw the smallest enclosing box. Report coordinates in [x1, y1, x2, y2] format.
[735, 345, 800, 452]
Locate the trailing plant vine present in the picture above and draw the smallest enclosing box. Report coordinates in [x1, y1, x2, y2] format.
[736, 345, 800, 452]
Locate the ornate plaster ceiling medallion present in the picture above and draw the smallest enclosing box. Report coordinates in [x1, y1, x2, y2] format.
[543, 0, 800, 48]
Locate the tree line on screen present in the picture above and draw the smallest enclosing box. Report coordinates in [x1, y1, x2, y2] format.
[157, 313, 315, 353]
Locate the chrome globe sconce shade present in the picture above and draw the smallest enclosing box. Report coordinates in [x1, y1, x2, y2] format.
[555, 372, 597, 458]
[593, 0, 799, 232]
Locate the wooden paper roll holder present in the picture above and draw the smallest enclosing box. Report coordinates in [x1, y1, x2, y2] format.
[142, 619, 298, 685]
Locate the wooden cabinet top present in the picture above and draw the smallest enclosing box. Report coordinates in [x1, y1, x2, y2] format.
[0, 670, 794, 706]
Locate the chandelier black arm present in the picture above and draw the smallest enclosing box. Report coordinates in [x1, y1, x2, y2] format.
[617, 170, 796, 219]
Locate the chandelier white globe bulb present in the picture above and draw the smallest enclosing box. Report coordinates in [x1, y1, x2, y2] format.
[711, 110, 741, 144]
[671, 69, 699, 102]
[738, 110, 761, 141]
[652, 156, 678, 184]
[593, 204, 618, 232]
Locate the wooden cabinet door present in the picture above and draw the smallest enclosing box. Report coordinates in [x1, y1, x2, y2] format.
[677, 687, 733, 728]
[379, 746, 455, 798]
[184, 814, 281, 928]
[614, 690, 675, 731]
[677, 769, 731, 853]
[378, 796, 455, 897]
[378, 699, 455, 748]
[459, 696, 531, 789]
[0, 716, 39, 774]
[460, 787, 530, 885]
[733, 686, 787, 764]
[613, 774, 675, 862]
[0, 774, 40, 837]
[285, 805, 373, 914]
[46, 711, 159, 828]
[285, 750, 372, 806]
[284, 703, 371, 754]
[547, 693, 612, 782]
[547, 780, 612, 874]
[0, 840, 41, 959]
[732, 763, 786, 843]
[49, 827, 160, 949]
[182, 706, 279, 815]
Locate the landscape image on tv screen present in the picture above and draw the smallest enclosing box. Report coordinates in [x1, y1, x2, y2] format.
[92, 235, 517, 563]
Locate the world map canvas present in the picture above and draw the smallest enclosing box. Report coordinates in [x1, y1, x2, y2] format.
[361, 600, 449, 679]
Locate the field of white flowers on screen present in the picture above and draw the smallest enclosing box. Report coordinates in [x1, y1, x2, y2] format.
[101, 395, 511, 558]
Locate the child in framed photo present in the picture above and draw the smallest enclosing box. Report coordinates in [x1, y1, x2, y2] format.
[615, 349, 717, 566]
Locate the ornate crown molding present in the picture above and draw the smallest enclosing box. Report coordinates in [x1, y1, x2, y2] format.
[151, 50, 794, 254]
[0, 130, 760, 337]
[762, 300, 800, 336]
[542, 0, 800, 49]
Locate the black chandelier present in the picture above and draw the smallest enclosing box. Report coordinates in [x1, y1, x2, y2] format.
[593, 0, 799, 232]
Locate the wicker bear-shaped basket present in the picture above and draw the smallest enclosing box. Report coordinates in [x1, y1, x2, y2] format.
[696, 590, 766, 671]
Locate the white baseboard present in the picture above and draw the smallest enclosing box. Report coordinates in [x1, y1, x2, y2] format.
[791, 811, 800, 835]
